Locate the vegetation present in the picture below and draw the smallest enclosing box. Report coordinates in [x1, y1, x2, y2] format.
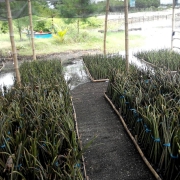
[106, 67, 180, 180]
[58, 0, 92, 18]
[83, 54, 135, 80]
[53, 29, 68, 43]
[33, 21, 51, 33]
[135, 0, 160, 8]
[0, 22, 8, 34]
[0, 0, 175, 179]
[82, 53, 180, 179]
[56, 0, 92, 34]
[0, 60, 85, 179]
[0, 17, 145, 56]
[14, 17, 30, 41]
[134, 49, 180, 71]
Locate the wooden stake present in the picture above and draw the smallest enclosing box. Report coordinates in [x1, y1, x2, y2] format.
[77, 19, 80, 34]
[124, 0, 129, 72]
[104, 0, 110, 55]
[171, 0, 175, 50]
[28, 0, 36, 60]
[5, 0, 21, 85]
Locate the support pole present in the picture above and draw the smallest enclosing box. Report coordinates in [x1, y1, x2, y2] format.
[104, 0, 110, 55]
[171, 0, 175, 50]
[77, 19, 79, 34]
[28, 0, 36, 60]
[124, 0, 129, 72]
[52, 15, 54, 33]
[5, 0, 21, 85]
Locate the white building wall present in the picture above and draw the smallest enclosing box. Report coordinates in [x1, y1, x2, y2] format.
[90, 0, 124, 3]
[91, 0, 179, 5]
[90, 0, 104, 3]
[160, 0, 179, 5]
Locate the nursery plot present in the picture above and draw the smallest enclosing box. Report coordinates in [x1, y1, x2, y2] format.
[134, 49, 180, 71]
[83, 54, 136, 81]
[0, 60, 84, 179]
[106, 67, 180, 180]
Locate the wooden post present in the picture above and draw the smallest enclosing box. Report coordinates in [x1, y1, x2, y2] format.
[103, 0, 110, 55]
[28, 0, 36, 60]
[77, 19, 79, 34]
[5, 0, 21, 85]
[171, 0, 175, 50]
[124, 0, 129, 72]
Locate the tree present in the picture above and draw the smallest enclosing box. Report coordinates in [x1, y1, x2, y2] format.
[57, 0, 92, 34]
[32, 0, 58, 17]
[135, 0, 160, 8]
[14, 17, 29, 40]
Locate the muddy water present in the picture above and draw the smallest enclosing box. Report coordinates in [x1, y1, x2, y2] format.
[0, 72, 14, 91]
[63, 58, 90, 90]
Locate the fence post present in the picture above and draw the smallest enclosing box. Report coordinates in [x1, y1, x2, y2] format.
[103, 0, 110, 55]
[171, 0, 175, 50]
[28, 0, 36, 60]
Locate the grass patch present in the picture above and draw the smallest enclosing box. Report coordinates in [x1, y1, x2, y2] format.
[106, 31, 144, 53]
[0, 19, 145, 56]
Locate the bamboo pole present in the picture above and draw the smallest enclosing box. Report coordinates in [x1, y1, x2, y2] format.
[5, 0, 21, 85]
[77, 19, 79, 34]
[28, 0, 36, 60]
[103, 0, 110, 55]
[171, 0, 175, 50]
[124, 0, 129, 72]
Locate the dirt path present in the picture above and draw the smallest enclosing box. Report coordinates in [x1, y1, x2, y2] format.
[71, 82, 156, 180]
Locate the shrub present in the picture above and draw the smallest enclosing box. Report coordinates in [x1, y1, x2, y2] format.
[53, 29, 68, 43]
[0, 21, 8, 34]
[136, 0, 160, 8]
[33, 21, 50, 32]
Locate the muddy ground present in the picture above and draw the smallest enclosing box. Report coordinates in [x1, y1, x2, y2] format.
[0, 49, 102, 73]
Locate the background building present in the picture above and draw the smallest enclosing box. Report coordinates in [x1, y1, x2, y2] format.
[160, 0, 179, 5]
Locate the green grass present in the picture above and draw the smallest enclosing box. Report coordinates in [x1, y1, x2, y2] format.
[0, 30, 145, 56]
[0, 17, 145, 56]
[106, 31, 144, 53]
